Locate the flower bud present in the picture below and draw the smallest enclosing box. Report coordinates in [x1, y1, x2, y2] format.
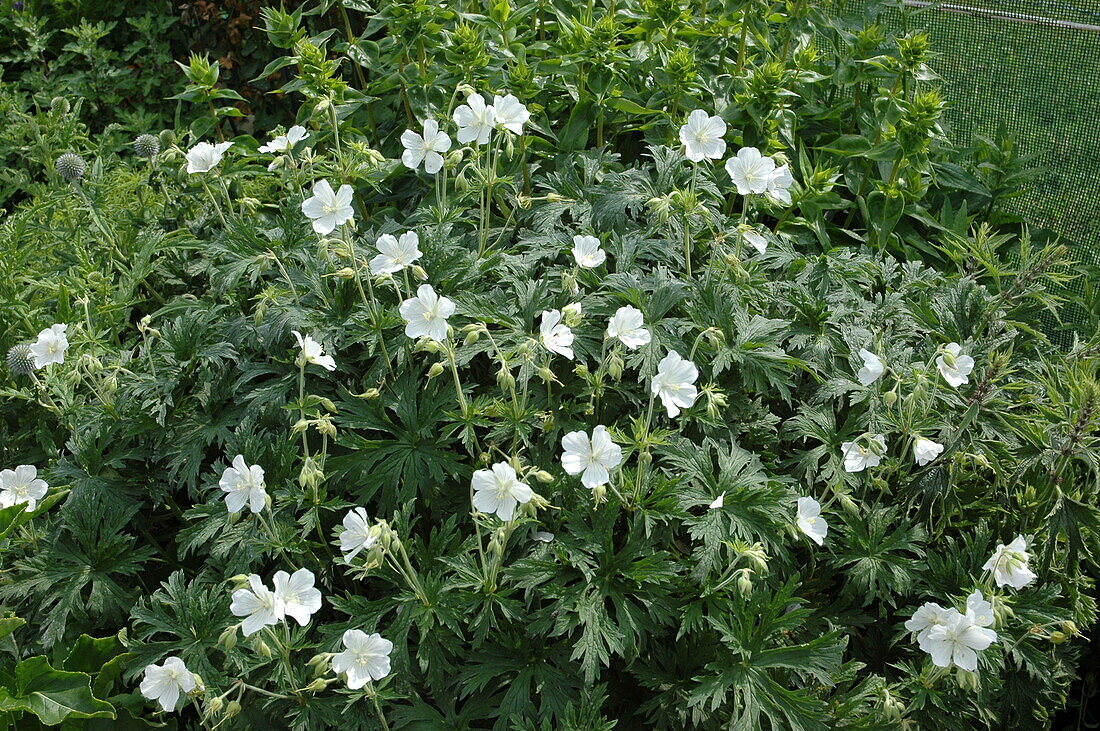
[189, 674, 205, 694]
[563, 302, 583, 327]
[207, 696, 224, 715]
[6, 344, 35, 375]
[445, 149, 464, 167]
[51, 96, 70, 115]
[218, 625, 239, 650]
[639, 450, 653, 465]
[1050, 631, 1068, 644]
[607, 354, 624, 381]
[574, 363, 589, 378]
[533, 470, 554, 484]
[228, 574, 250, 588]
[1063, 620, 1079, 636]
[592, 484, 607, 506]
[254, 639, 272, 659]
[883, 389, 898, 406]
[487, 537, 504, 559]
[298, 457, 324, 490]
[838, 493, 859, 517]
[305, 678, 329, 692]
[292, 418, 310, 433]
[317, 417, 337, 438]
[545, 193, 567, 203]
[427, 362, 445, 379]
[410, 265, 429, 281]
[55, 152, 86, 182]
[134, 133, 160, 158]
[225, 700, 242, 719]
[496, 365, 515, 390]
[736, 569, 753, 597]
[955, 666, 979, 692]
[335, 267, 356, 278]
[464, 330, 480, 346]
[537, 366, 556, 383]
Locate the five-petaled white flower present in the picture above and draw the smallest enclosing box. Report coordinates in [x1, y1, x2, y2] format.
[301, 180, 355, 235]
[571, 235, 606, 269]
[453, 94, 496, 146]
[966, 590, 994, 628]
[219, 455, 267, 514]
[982, 535, 1037, 590]
[724, 147, 776, 195]
[840, 434, 886, 473]
[913, 438, 944, 467]
[856, 349, 884, 386]
[471, 462, 533, 521]
[795, 497, 828, 546]
[905, 601, 948, 644]
[185, 141, 233, 174]
[258, 125, 308, 153]
[292, 330, 336, 372]
[0, 465, 48, 512]
[401, 119, 451, 174]
[539, 310, 575, 360]
[919, 608, 996, 672]
[936, 342, 975, 388]
[679, 109, 727, 163]
[399, 284, 455, 342]
[331, 630, 393, 689]
[561, 425, 623, 489]
[652, 350, 699, 418]
[273, 568, 323, 625]
[606, 306, 651, 350]
[140, 657, 197, 712]
[370, 232, 422, 275]
[30, 323, 69, 368]
[765, 164, 794, 205]
[230, 574, 280, 636]
[339, 507, 378, 561]
[493, 93, 530, 135]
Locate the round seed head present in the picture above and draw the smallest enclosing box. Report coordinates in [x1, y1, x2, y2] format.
[51, 97, 71, 115]
[55, 152, 86, 182]
[7, 344, 35, 375]
[133, 134, 160, 158]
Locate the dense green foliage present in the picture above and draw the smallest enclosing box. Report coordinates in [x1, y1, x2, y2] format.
[2, 0, 1099, 728]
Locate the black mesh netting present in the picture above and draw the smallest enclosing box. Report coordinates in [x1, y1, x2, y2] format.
[831, 0, 1100, 344]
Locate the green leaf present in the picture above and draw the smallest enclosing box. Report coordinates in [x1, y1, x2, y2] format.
[0, 656, 114, 724]
[0, 490, 66, 542]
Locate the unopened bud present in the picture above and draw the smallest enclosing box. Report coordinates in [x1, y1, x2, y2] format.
[427, 362, 445, 379]
[335, 267, 355, 278]
[736, 569, 753, 597]
[254, 639, 273, 659]
[1050, 631, 1068, 644]
[607, 354, 624, 380]
[574, 364, 589, 377]
[537, 366, 556, 383]
[884, 389, 898, 406]
[218, 625, 239, 650]
[305, 678, 328, 692]
[464, 330, 480, 346]
[533, 470, 554, 484]
[410, 265, 428, 281]
[496, 366, 515, 390]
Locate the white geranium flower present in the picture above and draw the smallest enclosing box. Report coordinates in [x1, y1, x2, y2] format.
[453, 93, 496, 146]
[966, 591, 994, 628]
[471, 462, 533, 521]
[258, 125, 308, 153]
[370, 232, 423, 275]
[219, 455, 267, 514]
[982, 535, 1037, 590]
[0, 465, 48, 512]
[709, 493, 725, 510]
[905, 601, 948, 644]
[30, 324, 69, 368]
[185, 141, 233, 174]
[856, 349, 884, 386]
[493, 93, 530, 134]
[606, 306, 651, 350]
[291, 330, 336, 371]
[920, 608, 996, 672]
[765, 164, 794, 205]
[539, 310, 575, 360]
[272, 568, 322, 625]
[795, 497, 828, 546]
[399, 284, 455, 342]
[331, 630, 393, 689]
[571, 235, 606, 268]
[651, 350, 699, 418]
[840, 434, 886, 473]
[724, 147, 776, 195]
[913, 438, 944, 466]
[679, 109, 727, 163]
[339, 507, 378, 561]
[230, 575, 279, 637]
[742, 228, 769, 255]
[561, 425, 623, 489]
[301, 180, 355, 235]
[139, 657, 197, 712]
[401, 119, 451, 174]
[936, 342, 975, 388]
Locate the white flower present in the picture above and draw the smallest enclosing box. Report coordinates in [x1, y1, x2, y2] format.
[291, 330, 336, 371]
[571, 235, 606, 268]
[230, 575, 279, 636]
[606, 306, 651, 350]
[905, 601, 948, 644]
[966, 591, 994, 628]
[840, 434, 886, 473]
[982, 535, 1038, 590]
[539, 310, 575, 360]
[679, 109, 727, 163]
[765, 164, 794, 205]
[453, 93, 496, 146]
[218, 455, 267, 514]
[741, 228, 769, 255]
[936, 342, 975, 388]
[493, 93, 530, 134]
[651, 350, 699, 418]
[709, 492, 725, 510]
[401, 119, 451, 174]
[856, 349, 884, 386]
[370, 232, 423, 275]
[795, 497, 828, 546]
[399, 284, 455, 342]
[913, 438, 944, 466]
[471, 462, 533, 521]
[272, 568, 322, 626]
[30, 323, 69, 368]
[724, 147, 776, 195]
[301, 179, 355, 235]
[139, 657, 197, 712]
[331, 630, 393, 689]
[339, 507, 378, 561]
[562, 302, 584, 327]
[561, 425, 623, 489]
[258, 125, 309, 153]
[185, 141, 233, 174]
[920, 608, 996, 672]
[0, 465, 48, 512]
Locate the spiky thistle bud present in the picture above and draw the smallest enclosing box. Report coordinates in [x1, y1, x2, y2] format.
[55, 153, 86, 182]
[7, 344, 35, 375]
[134, 134, 160, 158]
[50, 97, 70, 115]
